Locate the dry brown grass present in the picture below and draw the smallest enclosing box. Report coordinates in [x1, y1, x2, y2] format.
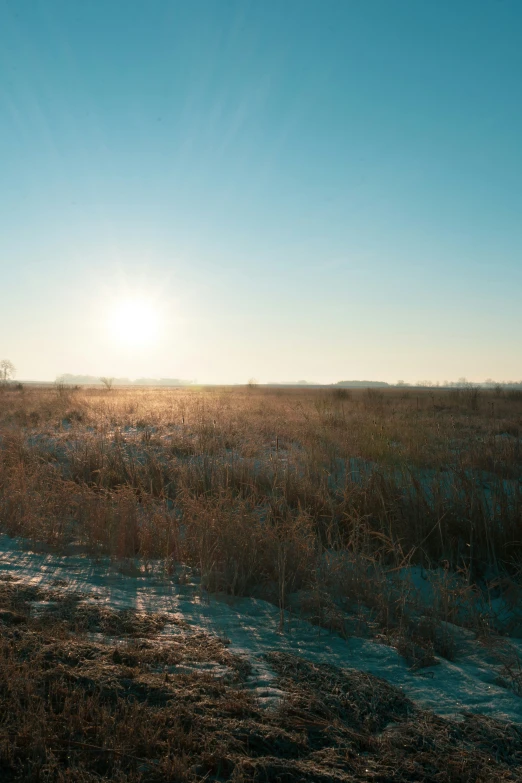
[0, 384, 521, 650]
[1, 583, 521, 782]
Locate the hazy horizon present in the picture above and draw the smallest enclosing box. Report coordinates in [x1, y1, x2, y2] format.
[13, 373, 522, 389]
[2, 0, 521, 384]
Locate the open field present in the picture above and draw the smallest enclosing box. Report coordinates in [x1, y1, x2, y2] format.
[1, 384, 522, 780]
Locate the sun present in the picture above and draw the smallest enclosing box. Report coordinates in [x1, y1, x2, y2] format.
[108, 297, 161, 347]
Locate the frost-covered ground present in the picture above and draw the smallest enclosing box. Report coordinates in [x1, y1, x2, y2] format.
[19, 425, 522, 521]
[1, 533, 521, 724]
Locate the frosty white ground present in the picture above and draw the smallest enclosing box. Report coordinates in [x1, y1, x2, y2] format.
[1, 533, 521, 724]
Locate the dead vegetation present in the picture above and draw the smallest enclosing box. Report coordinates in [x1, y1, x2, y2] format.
[1, 386, 521, 568]
[0, 385, 521, 677]
[1, 583, 521, 782]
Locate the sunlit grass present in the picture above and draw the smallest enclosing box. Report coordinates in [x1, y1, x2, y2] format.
[0, 383, 521, 634]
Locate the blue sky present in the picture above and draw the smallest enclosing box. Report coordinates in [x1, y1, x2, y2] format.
[1, 0, 521, 383]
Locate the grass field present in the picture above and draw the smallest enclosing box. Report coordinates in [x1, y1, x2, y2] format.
[1, 383, 522, 780]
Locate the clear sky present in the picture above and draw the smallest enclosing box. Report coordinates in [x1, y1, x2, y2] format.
[1, 0, 521, 384]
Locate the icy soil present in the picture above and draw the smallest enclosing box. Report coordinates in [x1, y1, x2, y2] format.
[0, 533, 521, 723]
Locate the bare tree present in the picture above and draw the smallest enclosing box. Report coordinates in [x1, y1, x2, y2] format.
[100, 376, 115, 391]
[0, 359, 16, 385]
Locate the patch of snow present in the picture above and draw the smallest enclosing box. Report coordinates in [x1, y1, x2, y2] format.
[0, 533, 521, 723]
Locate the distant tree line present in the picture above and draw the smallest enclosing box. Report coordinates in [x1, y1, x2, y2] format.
[335, 380, 390, 388]
[57, 374, 193, 387]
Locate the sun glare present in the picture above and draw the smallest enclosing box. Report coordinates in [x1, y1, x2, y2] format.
[108, 297, 161, 347]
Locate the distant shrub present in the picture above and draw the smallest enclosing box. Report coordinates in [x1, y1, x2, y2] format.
[332, 388, 351, 401]
[506, 389, 522, 402]
[364, 388, 384, 408]
[463, 384, 481, 411]
[450, 383, 481, 410]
